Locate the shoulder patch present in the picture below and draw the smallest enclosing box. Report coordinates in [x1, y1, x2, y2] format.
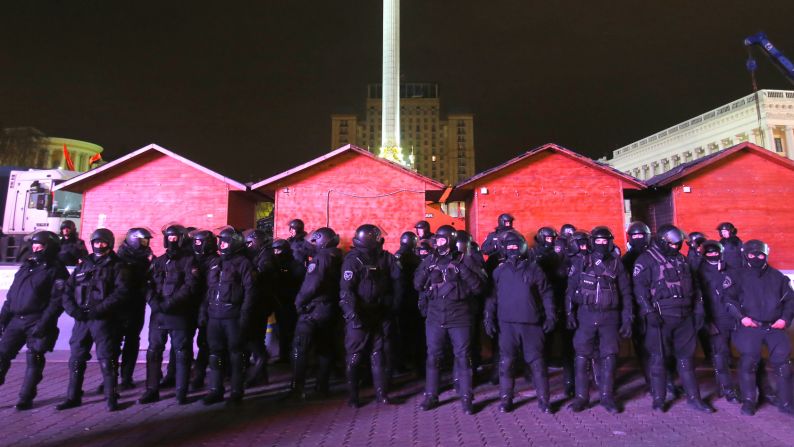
[191, 267, 199, 277]
[633, 264, 643, 277]
[343, 270, 353, 281]
[722, 276, 733, 289]
[307, 263, 317, 273]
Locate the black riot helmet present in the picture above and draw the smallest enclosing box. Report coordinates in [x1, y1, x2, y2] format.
[627, 221, 651, 250]
[742, 239, 769, 269]
[288, 219, 305, 234]
[570, 230, 591, 255]
[590, 226, 615, 255]
[272, 238, 291, 255]
[217, 226, 244, 256]
[190, 229, 217, 255]
[455, 230, 473, 255]
[687, 232, 706, 250]
[434, 225, 457, 255]
[717, 222, 737, 239]
[414, 220, 431, 238]
[125, 227, 153, 250]
[560, 224, 576, 239]
[243, 228, 270, 251]
[27, 230, 61, 260]
[162, 223, 188, 252]
[90, 228, 115, 255]
[701, 240, 724, 266]
[498, 213, 514, 228]
[60, 219, 77, 236]
[353, 224, 383, 251]
[400, 231, 418, 250]
[310, 227, 339, 249]
[655, 224, 686, 256]
[500, 229, 527, 259]
[534, 226, 558, 248]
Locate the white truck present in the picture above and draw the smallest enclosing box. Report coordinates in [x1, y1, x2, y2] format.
[0, 168, 82, 262]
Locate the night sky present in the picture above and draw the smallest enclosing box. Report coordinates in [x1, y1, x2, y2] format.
[2, 1, 794, 182]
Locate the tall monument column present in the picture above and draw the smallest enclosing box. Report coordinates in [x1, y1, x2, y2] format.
[378, 0, 408, 166]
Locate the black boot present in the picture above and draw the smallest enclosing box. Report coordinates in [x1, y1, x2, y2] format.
[191, 339, 209, 391]
[568, 355, 590, 412]
[461, 393, 475, 415]
[120, 337, 139, 390]
[599, 355, 620, 414]
[0, 355, 11, 386]
[203, 354, 225, 405]
[56, 359, 86, 410]
[315, 351, 332, 397]
[713, 354, 739, 403]
[758, 358, 778, 405]
[160, 349, 176, 388]
[775, 362, 794, 415]
[226, 352, 245, 406]
[455, 355, 474, 404]
[530, 359, 552, 414]
[246, 356, 269, 388]
[175, 349, 191, 405]
[138, 350, 162, 404]
[421, 356, 441, 411]
[16, 352, 45, 411]
[678, 358, 714, 413]
[345, 354, 361, 408]
[372, 351, 393, 404]
[591, 352, 602, 389]
[738, 356, 758, 416]
[562, 359, 575, 398]
[287, 344, 308, 400]
[99, 360, 119, 412]
[419, 393, 439, 411]
[498, 357, 515, 413]
[649, 354, 667, 412]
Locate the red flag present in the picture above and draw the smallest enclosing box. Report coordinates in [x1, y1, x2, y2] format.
[62, 144, 75, 171]
[88, 153, 102, 166]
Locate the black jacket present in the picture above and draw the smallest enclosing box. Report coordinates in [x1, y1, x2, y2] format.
[725, 265, 794, 326]
[288, 233, 314, 265]
[202, 253, 256, 321]
[62, 252, 130, 320]
[565, 252, 633, 325]
[720, 236, 743, 271]
[148, 249, 199, 329]
[340, 247, 402, 324]
[486, 256, 554, 325]
[696, 262, 738, 324]
[117, 242, 153, 315]
[295, 247, 343, 322]
[414, 251, 485, 328]
[632, 243, 704, 318]
[58, 235, 88, 266]
[1, 257, 69, 328]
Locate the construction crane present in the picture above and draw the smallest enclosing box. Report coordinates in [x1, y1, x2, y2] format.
[744, 32, 794, 88]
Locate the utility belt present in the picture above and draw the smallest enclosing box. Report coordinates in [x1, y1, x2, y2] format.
[11, 312, 43, 321]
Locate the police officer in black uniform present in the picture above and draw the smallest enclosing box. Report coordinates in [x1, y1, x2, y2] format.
[116, 227, 153, 390]
[633, 224, 713, 413]
[696, 240, 740, 403]
[717, 222, 743, 270]
[58, 228, 130, 411]
[414, 220, 434, 245]
[622, 221, 652, 390]
[199, 226, 257, 406]
[138, 224, 198, 405]
[0, 231, 69, 410]
[58, 219, 88, 266]
[686, 232, 706, 272]
[271, 238, 305, 363]
[415, 225, 485, 414]
[456, 230, 489, 373]
[484, 230, 556, 414]
[339, 224, 402, 407]
[481, 213, 514, 261]
[725, 240, 794, 416]
[287, 219, 314, 264]
[394, 231, 424, 376]
[287, 227, 343, 399]
[243, 228, 275, 387]
[565, 227, 633, 413]
[189, 229, 217, 389]
[530, 226, 575, 397]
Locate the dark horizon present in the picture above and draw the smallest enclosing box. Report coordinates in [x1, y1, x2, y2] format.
[2, 1, 793, 182]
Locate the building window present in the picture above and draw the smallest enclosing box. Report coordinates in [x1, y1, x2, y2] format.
[774, 138, 784, 152]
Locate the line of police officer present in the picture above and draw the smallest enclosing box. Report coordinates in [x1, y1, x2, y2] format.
[0, 216, 791, 418]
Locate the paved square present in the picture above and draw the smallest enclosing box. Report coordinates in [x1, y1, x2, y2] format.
[0, 358, 792, 447]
